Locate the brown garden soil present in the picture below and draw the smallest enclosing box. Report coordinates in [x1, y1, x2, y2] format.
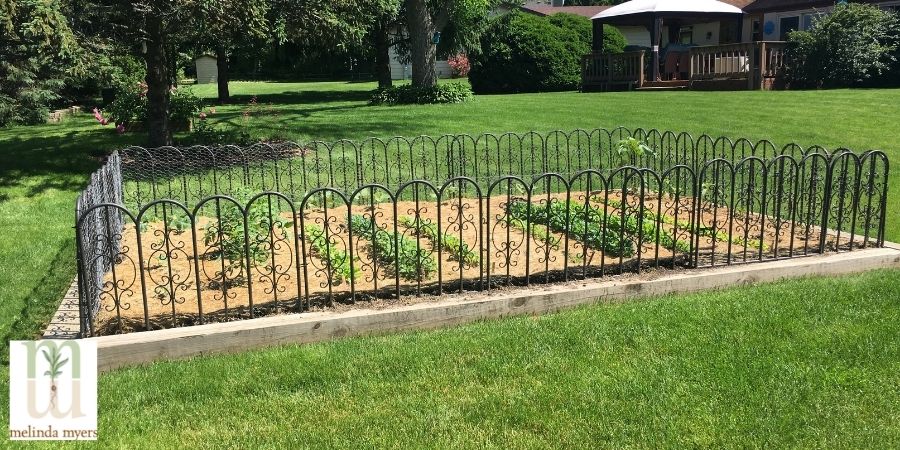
[93, 190, 855, 334]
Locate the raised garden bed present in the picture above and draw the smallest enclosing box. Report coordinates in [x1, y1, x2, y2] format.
[75, 127, 889, 336]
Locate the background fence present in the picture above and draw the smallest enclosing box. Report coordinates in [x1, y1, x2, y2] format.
[75, 128, 889, 336]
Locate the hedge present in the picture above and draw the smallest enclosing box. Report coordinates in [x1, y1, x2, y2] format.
[469, 12, 625, 94]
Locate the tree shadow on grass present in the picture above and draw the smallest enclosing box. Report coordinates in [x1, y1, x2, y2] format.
[0, 126, 139, 199]
[227, 88, 373, 107]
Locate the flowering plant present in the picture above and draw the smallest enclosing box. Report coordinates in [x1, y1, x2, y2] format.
[96, 82, 202, 133]
[447, 54, 470, 78]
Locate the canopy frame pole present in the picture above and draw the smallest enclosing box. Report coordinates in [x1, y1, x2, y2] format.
[651, 14, 661, 81]
[592, 21, 605, 54]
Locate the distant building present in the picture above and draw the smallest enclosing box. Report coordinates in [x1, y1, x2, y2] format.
[194, 55, 218, 84]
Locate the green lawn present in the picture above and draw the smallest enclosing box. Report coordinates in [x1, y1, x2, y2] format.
[2, 81, 900, 446]
[15, 269, 900, 448]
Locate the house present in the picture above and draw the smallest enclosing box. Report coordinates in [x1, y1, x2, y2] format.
[744, 0, 900, 41]
[582, 0, 900, 91]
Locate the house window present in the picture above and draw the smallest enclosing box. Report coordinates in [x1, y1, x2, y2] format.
[719, 20, 739, 44]
[779, 16, 800, 40]
[883, 3, 900, 14]
[679, 26, 693, 44]
[751, 18, 762, 41]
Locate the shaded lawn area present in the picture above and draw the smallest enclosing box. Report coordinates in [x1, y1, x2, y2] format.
[1, 81, 899, 445]
[13, 269, 900, 448]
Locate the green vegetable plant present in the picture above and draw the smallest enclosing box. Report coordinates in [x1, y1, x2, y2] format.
[507, 199, 635, 257]
[139, 207, 192, 261]
[349, 215, 437, 281]
[304, 224, 358, 285]
[614, 137, 656, 166]
[601, 197, 766, 252]
[504, 213, 561, 251]
[399, 216, 479, 267]
[202, 188, 292, 277]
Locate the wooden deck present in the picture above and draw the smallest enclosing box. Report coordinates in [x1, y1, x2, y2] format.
[582, 41, 786, 92]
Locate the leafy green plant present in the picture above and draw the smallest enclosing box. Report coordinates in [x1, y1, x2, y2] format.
[169, 87, 203, 123]
[139, 207, 192, 261]
[304, 224, 358, 285]
[104, 82, 147, 127]
[140, 208, 191, 234]
[349, 215, 437, 281]
[369, 82, 473, 105]
[507, 199, 635, 257]
[399, 216, 479, 267]
[202, 188, 291, 276]
[785, 3, 900, 88]
[103, 82, 202, 129]
[601, 197, 765, 252]
[614, 137, 656, 166]
[505, 214, 561, 251]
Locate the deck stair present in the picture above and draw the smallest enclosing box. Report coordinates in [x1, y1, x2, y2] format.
[636, 80, 689, 91]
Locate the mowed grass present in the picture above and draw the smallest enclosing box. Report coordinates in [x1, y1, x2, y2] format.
[13, 269, 900, 448]
[1, 81, 900, 446]
[4, 82, 899, 343]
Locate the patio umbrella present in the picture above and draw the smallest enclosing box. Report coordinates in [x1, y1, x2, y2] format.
[591, 0, 744, 81]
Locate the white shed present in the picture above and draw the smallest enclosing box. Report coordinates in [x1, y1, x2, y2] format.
[194, 55, 218, 84]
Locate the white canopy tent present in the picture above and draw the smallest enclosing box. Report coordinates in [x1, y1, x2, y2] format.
[592, 0, 743, 20]
[590, 0, 744, 81]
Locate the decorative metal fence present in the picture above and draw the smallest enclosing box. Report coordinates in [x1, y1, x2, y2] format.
[75, 128, 889, 336]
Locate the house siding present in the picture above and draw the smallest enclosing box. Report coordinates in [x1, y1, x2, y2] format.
[759, 1, 900, 41]
[388, 46, 452, 80]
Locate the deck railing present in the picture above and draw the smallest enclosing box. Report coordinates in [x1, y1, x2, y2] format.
[689, 41, 786, 89]
[582, 51, 645, 90]
[582, 42, 786, 91]
[690, 42, 755, 81]
[760, 42, 787, 82]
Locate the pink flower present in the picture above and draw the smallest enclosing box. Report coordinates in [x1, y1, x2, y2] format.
[116, 123, 126, 134]
[199, 112, 207, 120]
[100, 118, 109, 125]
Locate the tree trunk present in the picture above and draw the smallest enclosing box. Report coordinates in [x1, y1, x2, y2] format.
[405, 0, 437, 88]
[144, 13, 171, 147]
[375, 21, 393, 89]
[216, 45, 230, 104]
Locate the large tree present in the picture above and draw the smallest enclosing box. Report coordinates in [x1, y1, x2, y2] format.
[195, 0, 270, 104]
[0, 0, 82, 126]
[84, 0, 198, 146]
[403, 0, 492, 88]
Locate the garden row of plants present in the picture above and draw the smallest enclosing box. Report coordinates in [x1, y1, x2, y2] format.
[398, 216, 479, 267]
[348, 215, 437, 282]
[303, 224, 357, 285]
[506, 198, 694, 258]
[601, 198, 767, 252]
[134, 193, 773, 291]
